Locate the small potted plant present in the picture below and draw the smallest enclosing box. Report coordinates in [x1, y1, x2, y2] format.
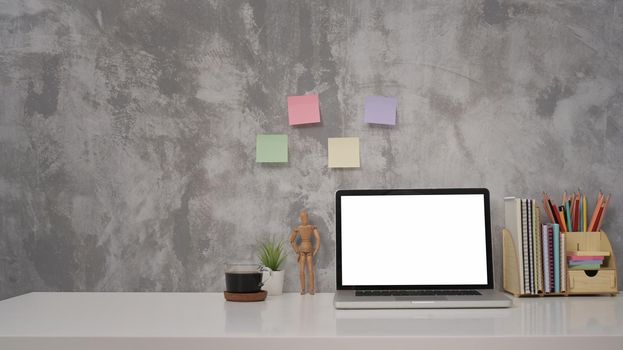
[258, 237, 286, 296]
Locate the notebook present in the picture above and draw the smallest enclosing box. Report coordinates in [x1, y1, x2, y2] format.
[333, 188, 512, 309]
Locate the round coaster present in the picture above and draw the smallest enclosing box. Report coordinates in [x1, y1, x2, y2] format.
[224, 290, 267, 302]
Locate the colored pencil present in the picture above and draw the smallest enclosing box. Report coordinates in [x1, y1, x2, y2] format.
[543, 193, 555, 224]
[596, 194, 611, 231]
[588, 192, 603, 232]
[582, 195, 587, 232]
[558, 206, 568, 232]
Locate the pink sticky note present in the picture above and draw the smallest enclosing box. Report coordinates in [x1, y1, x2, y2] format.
[287, 95, 321, 125]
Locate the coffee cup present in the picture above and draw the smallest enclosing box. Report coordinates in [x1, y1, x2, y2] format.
[225, 264, 271, 293]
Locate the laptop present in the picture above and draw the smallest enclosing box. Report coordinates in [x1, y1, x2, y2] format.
[333, 188, 512, 309]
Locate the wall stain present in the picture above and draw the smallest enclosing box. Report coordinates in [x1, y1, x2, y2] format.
[24, 171, 79, 291]
[248, 0, 268, 49]
[108, 88, 137, 141]
[427, 90, 465, 119]
[481, 0, 535, 27]
[24, 54, 61, 119]
[296, 2, 315, 94]
[481, 0, 510, 26]
[535, 78, 574, 118]
[83, 234, 107, 290]
[171, 179, 194, 267]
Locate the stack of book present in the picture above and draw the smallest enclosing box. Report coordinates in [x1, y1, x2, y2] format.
[541, 223, 565, 293]
[505, 197, 553, 295]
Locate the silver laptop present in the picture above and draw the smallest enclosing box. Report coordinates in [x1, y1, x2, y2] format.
[333, 188, 512, 309]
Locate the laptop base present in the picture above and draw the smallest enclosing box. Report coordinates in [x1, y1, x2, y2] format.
[334, 290, 512, 309]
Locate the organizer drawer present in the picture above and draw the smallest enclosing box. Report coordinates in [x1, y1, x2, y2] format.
[568, 269, 617, 294]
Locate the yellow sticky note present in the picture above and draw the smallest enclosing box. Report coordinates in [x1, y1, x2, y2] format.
[328, 137, 360, 168]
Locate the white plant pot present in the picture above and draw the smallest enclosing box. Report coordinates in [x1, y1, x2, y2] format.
[262, 269, 285, 296]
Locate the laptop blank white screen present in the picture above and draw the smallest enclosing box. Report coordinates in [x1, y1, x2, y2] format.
[340, 194, 488, 286]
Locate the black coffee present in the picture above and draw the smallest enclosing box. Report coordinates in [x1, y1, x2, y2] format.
[225, 272, 262, 293]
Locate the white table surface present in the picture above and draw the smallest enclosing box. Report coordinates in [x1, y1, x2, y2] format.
[0, 292, 621, 350]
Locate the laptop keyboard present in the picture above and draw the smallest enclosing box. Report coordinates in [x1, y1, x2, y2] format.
[355, 290, 482, 296]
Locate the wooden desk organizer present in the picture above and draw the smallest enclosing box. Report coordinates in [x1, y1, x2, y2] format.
[503, 229, 618, 296]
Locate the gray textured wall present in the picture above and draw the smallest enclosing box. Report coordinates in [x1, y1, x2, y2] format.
[1, 0, 622, 300]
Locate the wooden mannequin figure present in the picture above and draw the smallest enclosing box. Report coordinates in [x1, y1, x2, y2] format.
[289, 210, 321, 295]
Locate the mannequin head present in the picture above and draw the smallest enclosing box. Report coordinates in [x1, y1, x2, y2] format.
[299, 210, 308, 225]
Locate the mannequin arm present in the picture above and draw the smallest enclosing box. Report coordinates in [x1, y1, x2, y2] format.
[289, 229, 299, 254]
[312, 228, 321, 256]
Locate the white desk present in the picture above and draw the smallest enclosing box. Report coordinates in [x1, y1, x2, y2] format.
[0, 292, 621, 350]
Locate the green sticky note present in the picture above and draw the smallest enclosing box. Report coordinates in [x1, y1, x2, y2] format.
[328, 137, 360, 168]
[256, 134, 288, 163]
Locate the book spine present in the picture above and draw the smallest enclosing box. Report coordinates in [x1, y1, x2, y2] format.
[535, 201, 542, 293]
[553, 224, 560, 293]
[517, 198, 524, 295]
[560, 233, 566, 293]
[548, 226, 554, 293]
[542, 224, 549, 293]
[521, 199, 530, 294]
[527, 199, 534, 294]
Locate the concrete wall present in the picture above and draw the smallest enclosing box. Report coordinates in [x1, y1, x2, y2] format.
[1, 0, 622, 299]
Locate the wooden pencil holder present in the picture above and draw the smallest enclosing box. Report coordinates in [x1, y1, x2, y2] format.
[502, 229, 618, 297]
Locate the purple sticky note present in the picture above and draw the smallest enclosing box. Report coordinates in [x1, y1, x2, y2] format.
[287, 95, 321, 125]
[364, 96, 397, 125]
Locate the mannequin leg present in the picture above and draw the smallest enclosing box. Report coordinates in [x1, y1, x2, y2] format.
[298, 254, 306, 294]
[306, 254, 314, 295]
